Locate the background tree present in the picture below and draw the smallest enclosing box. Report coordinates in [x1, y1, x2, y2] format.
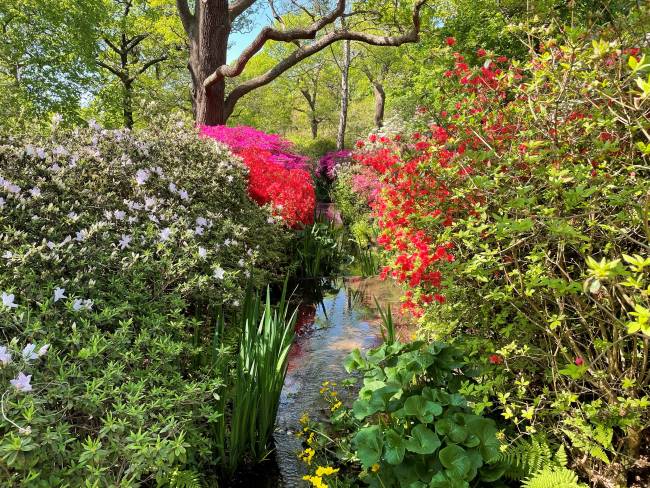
[174, 0, 429, 125]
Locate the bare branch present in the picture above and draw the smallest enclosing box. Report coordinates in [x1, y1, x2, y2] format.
[97, 60, 124, 79]
[222, 0, 428, 118]
[135, 55, 169, 77]
[204, 0, 347, 88]
[176, 0, 195, 36]
[229, 0, 257, 21]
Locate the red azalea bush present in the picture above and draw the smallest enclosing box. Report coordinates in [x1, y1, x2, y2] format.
[201, 125, 315, 227]
[351, 32, 650, 484]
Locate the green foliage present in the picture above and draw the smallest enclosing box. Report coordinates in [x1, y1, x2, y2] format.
[0, 118, 291, 485]
[295, 218, 348, 278]
[301, 341, 504, 487]
[213, 282, 297, 476]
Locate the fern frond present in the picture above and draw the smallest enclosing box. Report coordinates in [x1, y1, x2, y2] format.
[498, 435, 554, 480]
[168, 469, 202, 488]
[523, 466, 585, 488]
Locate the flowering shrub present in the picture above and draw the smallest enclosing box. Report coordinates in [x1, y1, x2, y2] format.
[317, 150, 351, 180]
[351, 31, 650, 485]
[0, 118, 291, 485]
[200, 125, 315, 227]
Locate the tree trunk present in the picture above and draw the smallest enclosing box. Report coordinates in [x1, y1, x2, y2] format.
[190, 0, 230, 126]
[123, 81, 134, 129]
[372, 82, 385, 129]
[336, 39, 351, 150]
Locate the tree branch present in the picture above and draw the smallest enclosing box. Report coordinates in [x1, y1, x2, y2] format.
[126, 34, 149, 52]
[176, 0, 195, 36]
[204, 0, 347, 88]
[229, 0, 257, 21]
[97, 60, 125, 79]
[222, 0, 428, 118]
[135, 55, 169, 77]
[103, 37, 123, 56]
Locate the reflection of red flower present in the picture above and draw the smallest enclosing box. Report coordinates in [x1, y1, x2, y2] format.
[489, 354, 503, 365]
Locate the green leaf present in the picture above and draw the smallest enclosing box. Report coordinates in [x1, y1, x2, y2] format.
[384, 429, 406, 465]
[353, 425, 383, 468]
[439, 444, 471, 479]
[405, 424, 441, 455]
[403, 394, 443, 423]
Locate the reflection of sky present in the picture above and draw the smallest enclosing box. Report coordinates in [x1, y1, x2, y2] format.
[227, 4, 272, 62]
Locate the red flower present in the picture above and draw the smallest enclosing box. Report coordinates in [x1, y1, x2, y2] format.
[355, 140, 365, 148]
[575, 357, 585, 366]
[477, 48, 487, 57]
[446, 37, 456, 46]
[488, 354, 503, 365]
[369, 134, 378, 143]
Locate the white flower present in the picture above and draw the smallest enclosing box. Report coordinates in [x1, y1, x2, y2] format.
[238, 258, 245, 267]
[148, 214, 159, 223]
[168, 182, 177, 193]
[135, 169, 150, 185]
[1, 292, 17, 309]
[50, 163, 61, 172]
[84, 299, 93, 311]
[114, 210, 126, 220]
[22, 344, 38, 362]
[37, 344, 50, 357]
[72, 299, 84, 311]
[118, 234, 132, 249]
[29, 187, 41, 198]
[10, 372, 32, 392]
[3, 251, 12, 259]
[53, 287, 66, 302]
[0, 346, 11, 365]
[213, 267, 225, 280]
[179, 189, 189, 200]
[144, 197, 156, 208]
[194, 226, 204, 236]
[104, 210, 113, 220]
[75, 229, 88, 242]
[0, 196, 5, 208]
[47, 241, 55, 249]
[196, 217, 207, 227]
[159, 227, 171, 242]
[198, 247, 207, 258]
[67, 211, 78, 220]
[35, 148, 46, 159]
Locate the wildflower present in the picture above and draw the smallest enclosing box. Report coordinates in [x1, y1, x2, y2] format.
[179, 189, 189, 200]
[196, 216, 208, 227]
[168, 182, 177, 193]
[22, 344, 38, 362]
[114, 210, 126, 220]
[488, 354, 503, 365]
[118, 234, 132, 249]
[302, 475, 327, 488]
[37, 344, 49, 356]
[29, 187, 41, 198]
[446, 36, 456, 46]
[299, 413, 309, 425]
[371, 463, 381, 473]
[477, 48, 487, 57]
[54, 287, 66, 302]
[214, 267, 226, 280]
[0, 196, 4, 208]
[299, 447, 315, 465]
[194, 226, 204, 236]
[159, 227, 171, 242]
[73, 299, 84, 311]
[575, 357, 585, 366]
[198, 247, 207, 258]
[10, 372, 32, 392]
[315, 466, 339, 477]
[1, 292, 18, 309]
[0, 345, 11, 365]
[330, 400, 342, 412]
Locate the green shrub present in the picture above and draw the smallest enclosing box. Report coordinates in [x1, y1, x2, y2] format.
[0, 118, 291, 486]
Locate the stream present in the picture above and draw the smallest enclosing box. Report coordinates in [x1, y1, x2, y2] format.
[272, 276, 407, 487]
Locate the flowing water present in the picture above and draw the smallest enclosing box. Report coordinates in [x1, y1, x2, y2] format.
[272, 276, 408, 487]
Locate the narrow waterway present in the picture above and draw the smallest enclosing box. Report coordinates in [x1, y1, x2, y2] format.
[273, 276, 407, 487]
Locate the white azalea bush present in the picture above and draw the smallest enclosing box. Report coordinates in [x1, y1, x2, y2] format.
[0, 118, 292, 486]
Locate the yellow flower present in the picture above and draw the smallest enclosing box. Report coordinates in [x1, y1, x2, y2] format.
[299, 413, 310, 425]
[299, 447, 315, 465]
[315, 466, 340, 476]
[307, 432, 316, 445]
[303, 475, 328, 488]
[330, 400, 343, 412]
[330, 390, 338, 397]
[371, 463, 380, 473]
